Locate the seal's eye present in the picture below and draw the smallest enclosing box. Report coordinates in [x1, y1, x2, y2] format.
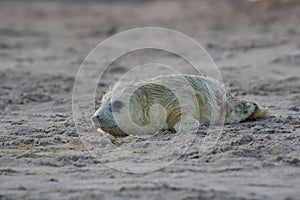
[111, 100, 124, 112]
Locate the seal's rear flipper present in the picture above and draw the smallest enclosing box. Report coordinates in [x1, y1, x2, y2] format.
[246, 104, 269, 120]
[225, 98, 269, 124]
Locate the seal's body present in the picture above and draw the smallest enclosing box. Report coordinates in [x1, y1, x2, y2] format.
[93, 74, 269, 137]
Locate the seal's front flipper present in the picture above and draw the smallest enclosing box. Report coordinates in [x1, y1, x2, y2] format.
[174, 117, 200, 132]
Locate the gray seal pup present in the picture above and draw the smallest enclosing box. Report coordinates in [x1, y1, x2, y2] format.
[93, 74, 269, 137]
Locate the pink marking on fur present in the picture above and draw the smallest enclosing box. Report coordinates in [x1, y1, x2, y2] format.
[216, 93, 227, 124]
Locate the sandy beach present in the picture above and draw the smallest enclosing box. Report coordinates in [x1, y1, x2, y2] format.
[0, 0, 299, 199]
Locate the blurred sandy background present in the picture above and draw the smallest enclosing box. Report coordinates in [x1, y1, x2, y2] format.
[0, 0, 299, 199]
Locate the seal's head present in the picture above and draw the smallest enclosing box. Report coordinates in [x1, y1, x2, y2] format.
[92, 84, 132, 137]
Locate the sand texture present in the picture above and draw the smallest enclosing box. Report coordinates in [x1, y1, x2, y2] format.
[0, 0, 300, 199]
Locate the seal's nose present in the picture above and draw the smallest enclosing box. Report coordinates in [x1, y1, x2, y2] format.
[92, 114, 100, 127]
